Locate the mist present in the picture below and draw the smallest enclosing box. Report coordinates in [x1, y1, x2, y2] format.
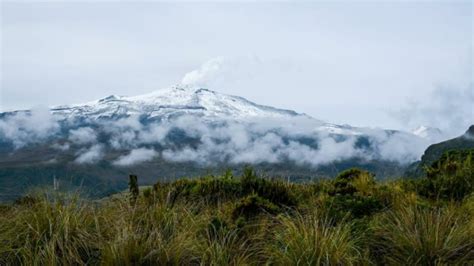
[0, 113, 430, 167]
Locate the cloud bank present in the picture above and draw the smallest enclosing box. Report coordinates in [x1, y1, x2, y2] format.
[395, 85, 474, 139]
[0, 106, 59, 148]
[0, 106, 431, 167]
[59, 115, 428, 166]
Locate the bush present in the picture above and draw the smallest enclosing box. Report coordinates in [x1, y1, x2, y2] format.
[325, 168, 385, 219]
[331, 168, 376, 196]
[163, 168, 298, 208]
[232, 194, 280, 220]
[240, 167, 297, 207]
[421, 150, 474, 201]
[325, 194, 384, 220]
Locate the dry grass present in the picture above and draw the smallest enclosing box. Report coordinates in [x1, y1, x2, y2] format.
[0, 171, 473, 265]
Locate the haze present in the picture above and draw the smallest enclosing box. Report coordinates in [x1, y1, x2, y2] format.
[1, 1, 472, 135]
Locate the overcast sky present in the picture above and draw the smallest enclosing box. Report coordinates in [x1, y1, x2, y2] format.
[1, 1, 472, 134]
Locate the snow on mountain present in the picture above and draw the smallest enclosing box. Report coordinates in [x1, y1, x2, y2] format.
[412, 126, 443, 141]
[0, 85, 437, 173]
[51, 85, 309, 122]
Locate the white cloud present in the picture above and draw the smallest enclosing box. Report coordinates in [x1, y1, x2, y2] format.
[181, 56, 261, 88]
[394, 85, 474, 139]
[68, 127, 97, 145]
[0, 106, 59, 148]
[113, 148, 157, 166]
[158, 115, 427, 167]
[75, 144, 104, 164]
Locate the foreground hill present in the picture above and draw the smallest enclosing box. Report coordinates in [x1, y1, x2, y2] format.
[1, 156, 473, 265]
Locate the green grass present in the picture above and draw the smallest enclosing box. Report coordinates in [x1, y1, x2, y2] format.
[1, 154, 473, 265]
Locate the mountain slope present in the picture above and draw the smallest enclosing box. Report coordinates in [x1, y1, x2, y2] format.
[421, 125, 474, 166]
[405, 125, 474, 177]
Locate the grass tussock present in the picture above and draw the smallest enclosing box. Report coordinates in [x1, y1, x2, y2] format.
[371, 205, 474, 265]
[0, 150, 473, 265]
[267, 212, 361, 265]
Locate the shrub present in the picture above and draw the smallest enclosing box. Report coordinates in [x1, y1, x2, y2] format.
[325, 194, 384, 220]
[240, 167, 297, 207]
[420, 149, 474, 201]
[325, 168, 385, 219]
[163, 168, 298, 208]
[331, 168, 376, 196]
[129, 174, 139, 204]
[232, 194, 280, 220]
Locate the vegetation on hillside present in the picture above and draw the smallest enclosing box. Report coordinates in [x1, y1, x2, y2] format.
[0, 150, 473, 265]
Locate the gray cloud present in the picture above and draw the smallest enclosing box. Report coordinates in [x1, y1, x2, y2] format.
[52, 142, 70, 151]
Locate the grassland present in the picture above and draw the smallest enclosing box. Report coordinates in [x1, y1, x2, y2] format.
[0, 150, 473, 265]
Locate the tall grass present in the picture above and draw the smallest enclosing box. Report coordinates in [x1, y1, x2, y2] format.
[267, 211, 362, 265]
[98, 201, 201, 265]
[0, 164, 473, 265]
[0, 195, 99, 265]
[371, 205, 474, 265]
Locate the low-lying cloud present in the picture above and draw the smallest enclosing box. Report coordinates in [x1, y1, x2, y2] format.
[75, 144, 104, 164]
[113, 148, 158, 166]
[69, 127, 97, 145]
[0, 106, 59, 148]
[0, 108, 431, 167]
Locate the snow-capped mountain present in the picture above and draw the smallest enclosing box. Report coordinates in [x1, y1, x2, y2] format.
[50, 85, 308, 122]
[0, 85, 441, 201]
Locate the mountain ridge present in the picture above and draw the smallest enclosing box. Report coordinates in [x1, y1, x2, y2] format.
[48, 85, 310, 122]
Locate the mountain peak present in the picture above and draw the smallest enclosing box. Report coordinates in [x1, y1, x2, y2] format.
[465, 125, 474, 138]
[98, 95, 123, 103]
[50, 85, 307, 121]
[412, 125, 442, 140]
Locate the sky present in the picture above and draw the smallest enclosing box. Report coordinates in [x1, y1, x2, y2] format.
[1, 1, 472, 135]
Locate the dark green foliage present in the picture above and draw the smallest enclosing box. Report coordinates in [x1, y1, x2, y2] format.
[166, 175, 241, 206]
[13, 195, 39, 206]
[232, 194, 280, 220]
[162, 167, 297, 208]
[420, 149, 474, 201]
[206, 217, 230, 241]
[421, 127, 474, 167]
[331, 168, 375, 196]
[240, 167, 297, 207]
[129, 174, 139, 204]
[325, 195, 384, 220]
[326, 168, 385, 219]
